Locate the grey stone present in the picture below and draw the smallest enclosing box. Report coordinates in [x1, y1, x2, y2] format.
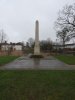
[34, 20, 40, 55]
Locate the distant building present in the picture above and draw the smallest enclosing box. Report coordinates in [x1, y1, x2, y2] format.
[53, 43, 75, 49]
[64, 44, 75, 49]
[0, 42, 24, 56]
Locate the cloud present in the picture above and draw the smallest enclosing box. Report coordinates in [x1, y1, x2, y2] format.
[0, 0, 74, 42]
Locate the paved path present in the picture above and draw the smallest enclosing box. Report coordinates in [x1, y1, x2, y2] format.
[0, 56, 75, 70]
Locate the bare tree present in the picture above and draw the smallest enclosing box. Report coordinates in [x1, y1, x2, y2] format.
[40, 39, 53, 52]
[55, 3, 75, 40]
[0, 29, 7, 50]
[57, 27, 70, 48]
[28, 38, 34, 48]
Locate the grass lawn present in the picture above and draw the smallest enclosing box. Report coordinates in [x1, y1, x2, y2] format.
[55, 55, 75, 65]
[0, 56, 19, 66]
[0, 70, 75, 100]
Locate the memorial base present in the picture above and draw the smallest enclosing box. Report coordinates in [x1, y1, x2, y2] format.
[30, 54, 44, 58]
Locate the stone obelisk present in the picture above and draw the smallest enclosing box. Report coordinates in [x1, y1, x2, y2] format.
[34, 20, 40, 55]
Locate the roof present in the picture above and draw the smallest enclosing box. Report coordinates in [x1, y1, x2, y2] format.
[0, 42, 23, 45]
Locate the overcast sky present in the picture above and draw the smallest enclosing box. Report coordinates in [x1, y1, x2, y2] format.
[0, 0, 74, 43]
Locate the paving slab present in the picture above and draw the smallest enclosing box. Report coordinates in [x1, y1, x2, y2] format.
[0, 56, 75, 70]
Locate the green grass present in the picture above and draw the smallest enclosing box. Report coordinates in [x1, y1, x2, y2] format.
[0, 56, 19, 66]
[55, 55, 75, 65]
[0, 70, 75, 100]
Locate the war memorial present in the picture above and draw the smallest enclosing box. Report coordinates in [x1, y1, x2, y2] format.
[0, 20, 75, 70]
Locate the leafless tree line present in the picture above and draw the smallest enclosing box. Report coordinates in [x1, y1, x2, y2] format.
[0, 29, 7, 50]
[55, 3, 75, 47]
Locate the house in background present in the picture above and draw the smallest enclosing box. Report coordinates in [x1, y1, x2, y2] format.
[0, 41, 24, 56]
[53, 43, 75, 54]
[65, 44, 75, 49]
[53, 43, 75, 49]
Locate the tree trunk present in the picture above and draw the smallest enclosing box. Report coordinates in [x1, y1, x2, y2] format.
[63, 40, 65, 54]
